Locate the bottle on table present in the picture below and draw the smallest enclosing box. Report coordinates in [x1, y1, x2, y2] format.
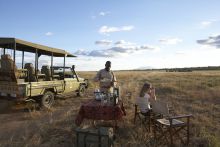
[94, 87, 101, 100]
[113, 87, 119, 106]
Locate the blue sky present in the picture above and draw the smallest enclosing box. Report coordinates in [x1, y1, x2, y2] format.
[1, 0, 220, 71]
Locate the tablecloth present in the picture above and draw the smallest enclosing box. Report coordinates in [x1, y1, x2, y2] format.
[75, 99, 126, 126]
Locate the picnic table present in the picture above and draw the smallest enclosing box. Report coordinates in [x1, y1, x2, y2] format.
[75, 99, 126, 126]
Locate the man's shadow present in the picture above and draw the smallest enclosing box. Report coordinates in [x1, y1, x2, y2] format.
[0, 99, 40, 115]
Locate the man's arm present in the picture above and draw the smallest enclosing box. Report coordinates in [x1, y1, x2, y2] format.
[111, 71, 117, 87]
[93, 70, 101, 82]
[112, 71, 116, 82]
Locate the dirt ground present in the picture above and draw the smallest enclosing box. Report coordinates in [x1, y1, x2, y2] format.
[0, 91, 137, 147]
[0, 93, 90, 147]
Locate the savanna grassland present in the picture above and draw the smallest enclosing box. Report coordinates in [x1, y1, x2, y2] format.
[0, 70, 219, 147]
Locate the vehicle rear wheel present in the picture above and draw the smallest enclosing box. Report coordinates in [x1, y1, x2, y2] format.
[41, 91, 55, 109]
[77, 85, 86, 97]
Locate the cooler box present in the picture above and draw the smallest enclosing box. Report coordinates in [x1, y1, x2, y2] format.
[75, 127, 114, 147]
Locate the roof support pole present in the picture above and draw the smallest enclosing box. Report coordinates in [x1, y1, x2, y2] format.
[3, 48, 5, 55]
[63, 55, 66, 79]
[22, 50, 24, 69]
[35, 49, 38, 81]
[13, 42, 16, 63]
[51, 52, 53, 79]
[13, 43, 16, 72]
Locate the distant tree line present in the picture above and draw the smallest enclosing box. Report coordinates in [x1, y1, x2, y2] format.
[115, 66, 220, 72]
[164, 66, 220, 72]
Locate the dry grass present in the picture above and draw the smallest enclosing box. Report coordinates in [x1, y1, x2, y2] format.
[79, 70, 220, 147]
[0, 70, 219, 147]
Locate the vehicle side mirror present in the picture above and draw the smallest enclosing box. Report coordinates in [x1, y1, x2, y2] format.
[72, 65, 75, 70]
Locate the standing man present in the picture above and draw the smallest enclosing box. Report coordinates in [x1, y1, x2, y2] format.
[94, 61, 117, 93]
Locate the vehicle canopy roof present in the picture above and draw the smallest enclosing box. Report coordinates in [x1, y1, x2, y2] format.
[0, 37, 76, 57]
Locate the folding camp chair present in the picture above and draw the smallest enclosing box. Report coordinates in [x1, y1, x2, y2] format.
[151, 100, 192, 146]
[133, 104, 152, 131]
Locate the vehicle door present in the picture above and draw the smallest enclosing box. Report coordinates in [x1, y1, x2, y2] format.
[63, 76, 79, 93]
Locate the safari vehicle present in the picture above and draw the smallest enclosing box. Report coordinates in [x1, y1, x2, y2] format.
[0, 38, 88, 109]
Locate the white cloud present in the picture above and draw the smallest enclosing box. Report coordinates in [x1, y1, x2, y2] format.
[75, 40, 159, 57]
[175, 51, 186, 55]
[45, 32, 53, 36]
[200, 19, 217, 28]
[115, 40, 135, 46]
[99, 11, 110, 16]
[115, 40, 127, 45]
[95, 40, 112, 46]
[197, 34, 220, 48]
[114, 40, 161, 53]
[121, 26, 134, 31]
[73, 46, 220, 71]
[74, 49, 89, 56]
[201, 21, 212, 27]
[99, 26, 117, 34]
[140, 45, 159, 51]
[89, 49, 117, 57]
[91, 11, 110, 20]
[99, 25, 134, 35]
[159, 37, 182, 45]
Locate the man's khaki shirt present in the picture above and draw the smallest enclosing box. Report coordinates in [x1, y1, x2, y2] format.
[94, 69, 116, 93]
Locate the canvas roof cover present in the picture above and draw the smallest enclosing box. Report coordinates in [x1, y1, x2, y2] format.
[0, 38, 76, 57]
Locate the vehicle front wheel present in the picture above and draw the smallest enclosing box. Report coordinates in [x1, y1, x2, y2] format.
[41, 91, 55, 109]
[77, 85, 86, 97]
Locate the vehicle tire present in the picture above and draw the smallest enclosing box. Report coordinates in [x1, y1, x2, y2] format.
[41, 91, 55, 109]
[77, 85, 86, 97]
